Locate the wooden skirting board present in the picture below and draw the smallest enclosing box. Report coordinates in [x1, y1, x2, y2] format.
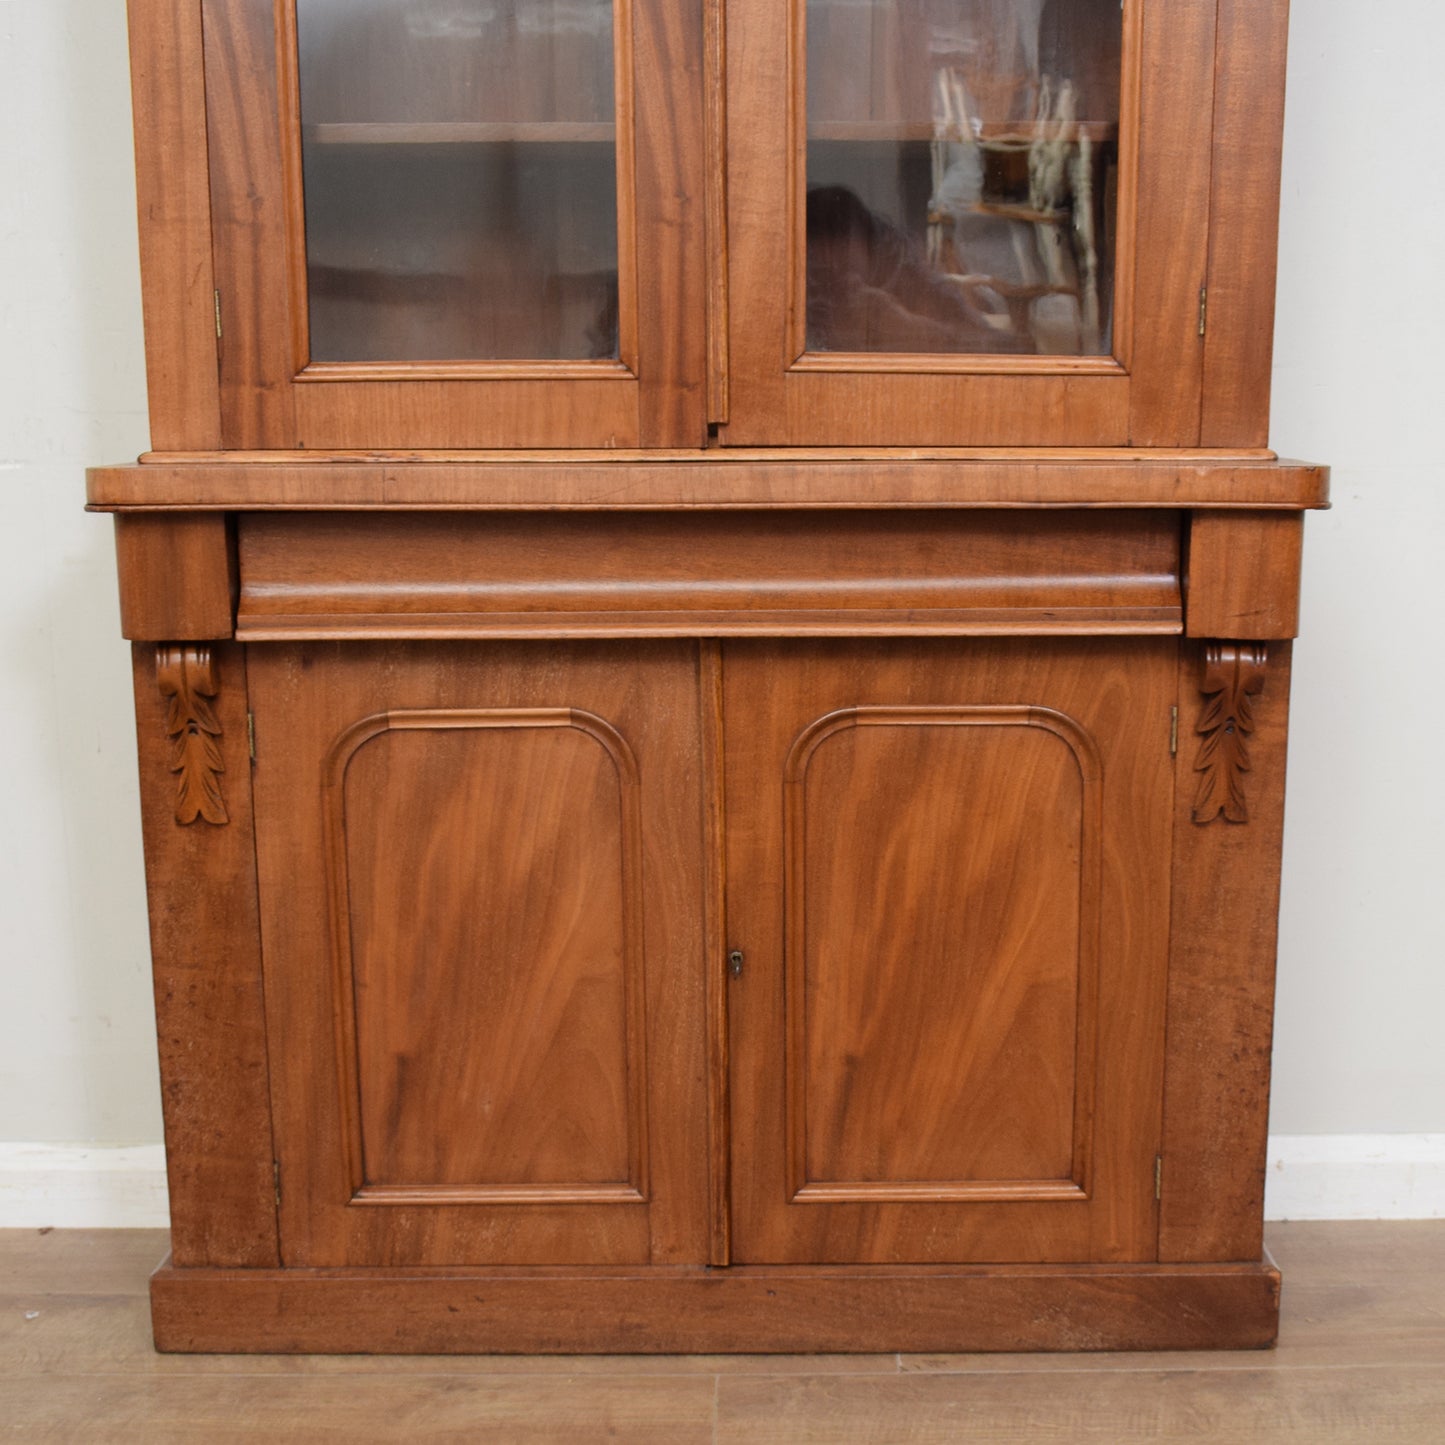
[150, 1258, 1282, 1355]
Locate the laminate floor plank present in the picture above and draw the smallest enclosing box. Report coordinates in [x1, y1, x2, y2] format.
[0, 1292, 894, 1378]
[1267, 1219, 1445, 1276]
[0, 1229, 166, 1296]
[712, 1366, 1445, 1444]
[901, 1272, 1445, 1373]
[1, 1223, 1442, 1441]
[0, 1373, 718, 1443]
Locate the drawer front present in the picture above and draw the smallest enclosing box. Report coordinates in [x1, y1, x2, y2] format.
[236, 510, 1184, 639]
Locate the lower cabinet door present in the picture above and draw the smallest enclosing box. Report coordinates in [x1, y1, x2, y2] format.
[724, 638, 1178, 1264]
[248, 641, 710, 1267]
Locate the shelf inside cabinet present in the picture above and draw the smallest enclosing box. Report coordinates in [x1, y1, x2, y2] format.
[304, 122, 618, 147]
[807, 120, 1117, 143]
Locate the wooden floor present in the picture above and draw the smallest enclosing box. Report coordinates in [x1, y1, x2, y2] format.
[2, 1223, 1442, 1441]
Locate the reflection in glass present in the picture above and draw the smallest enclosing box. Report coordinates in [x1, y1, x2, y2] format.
[296, 0, 619, 364]
[806, 0, 1123, 357]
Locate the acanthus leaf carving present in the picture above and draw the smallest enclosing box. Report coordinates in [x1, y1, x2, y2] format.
[1192, 642, 1268, 826]
[156, 646, 229, 826]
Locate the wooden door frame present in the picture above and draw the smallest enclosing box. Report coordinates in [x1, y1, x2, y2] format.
[246, 639, 712, 1268]
[719, 0, 1254, 447]
[196, 0, 707, 450]
[721, 637, 1178, 1265]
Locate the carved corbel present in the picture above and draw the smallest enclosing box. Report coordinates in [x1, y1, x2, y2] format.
[1192, 643, 1268, 825]
[156, 646, 229, 826]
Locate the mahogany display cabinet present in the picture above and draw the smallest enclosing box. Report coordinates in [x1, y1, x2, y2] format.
[89, 0, 1328, 1353]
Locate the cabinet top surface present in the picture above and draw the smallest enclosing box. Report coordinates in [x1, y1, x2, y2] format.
[87, 451, 1329, 513]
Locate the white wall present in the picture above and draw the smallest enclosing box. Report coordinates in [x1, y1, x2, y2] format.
[1, 0, 161, 1144]
[0, 5, 1440, 1192]
[1268, 0, 1445, 1136]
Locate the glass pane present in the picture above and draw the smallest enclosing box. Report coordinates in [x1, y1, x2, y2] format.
[296, 0, 619, 364]
[806, 0, 1122, 357]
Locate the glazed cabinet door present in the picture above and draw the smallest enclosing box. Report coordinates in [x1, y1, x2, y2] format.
[247, 641, 710, 1266]
[722, 0, 1219, 445]
[724, 638, 1177, 1263]
[200, 0, 705, 448]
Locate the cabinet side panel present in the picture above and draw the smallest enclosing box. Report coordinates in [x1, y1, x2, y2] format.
[127, 0, 222, 449]
[1159, 641, 1292, 1262]
[115, 514, 237, 642]
[1186, 511, 1303, 641]
[1200, 0, 1290, 447]
[131, 642, 279, 1266]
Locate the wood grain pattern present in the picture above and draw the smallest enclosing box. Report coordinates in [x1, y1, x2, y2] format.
[615, 0, 642, 377]
[1109, 0, 1145, 373]
[1187, 510, 1305, 640]
[699, 640, 732, 1265]
[1192, 643, 1268, 826]
[130, 643, 278, 1267]
[108, 0, 1314, 1358]
[704, 0, 730, 424]
[125, 0, 222, 450]
[782, 707, 1101, 1203]
[1201, 0, 1291, 447]
[291, 377, 640, 451]
[725, 639, 1176, 1266]
[247, 642, 709, 1268]
[201, 0, 299, 448]
[6, 1362, 716, 1441]
[1160, 644, 1293, 1262]
[234, 510, 1183, 639]
[113, 513, 236, 641]
[155, 647, 229, 826]
[149, 1259, 1281, 1353]
[320, 709, 648, 1203]
[88, 455, 1332, 512]
[1125, 0, 1217, 445]
[10, 1220, 1444, 1365]
[715, 1359, 1445, 1444]
[634, 0, 708, 445]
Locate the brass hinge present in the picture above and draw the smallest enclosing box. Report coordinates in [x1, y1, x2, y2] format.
[1197, 285, 1208, 338]
[273, 1159, 282, 1208]
[214, 289, 223, 341]
[1170, 706, 1179, 757]
[247, 712, 256, 761]
[1155, 1155, 1163, 1201]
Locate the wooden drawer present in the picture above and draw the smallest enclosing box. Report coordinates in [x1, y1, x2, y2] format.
[235, 510, 1183, 639]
